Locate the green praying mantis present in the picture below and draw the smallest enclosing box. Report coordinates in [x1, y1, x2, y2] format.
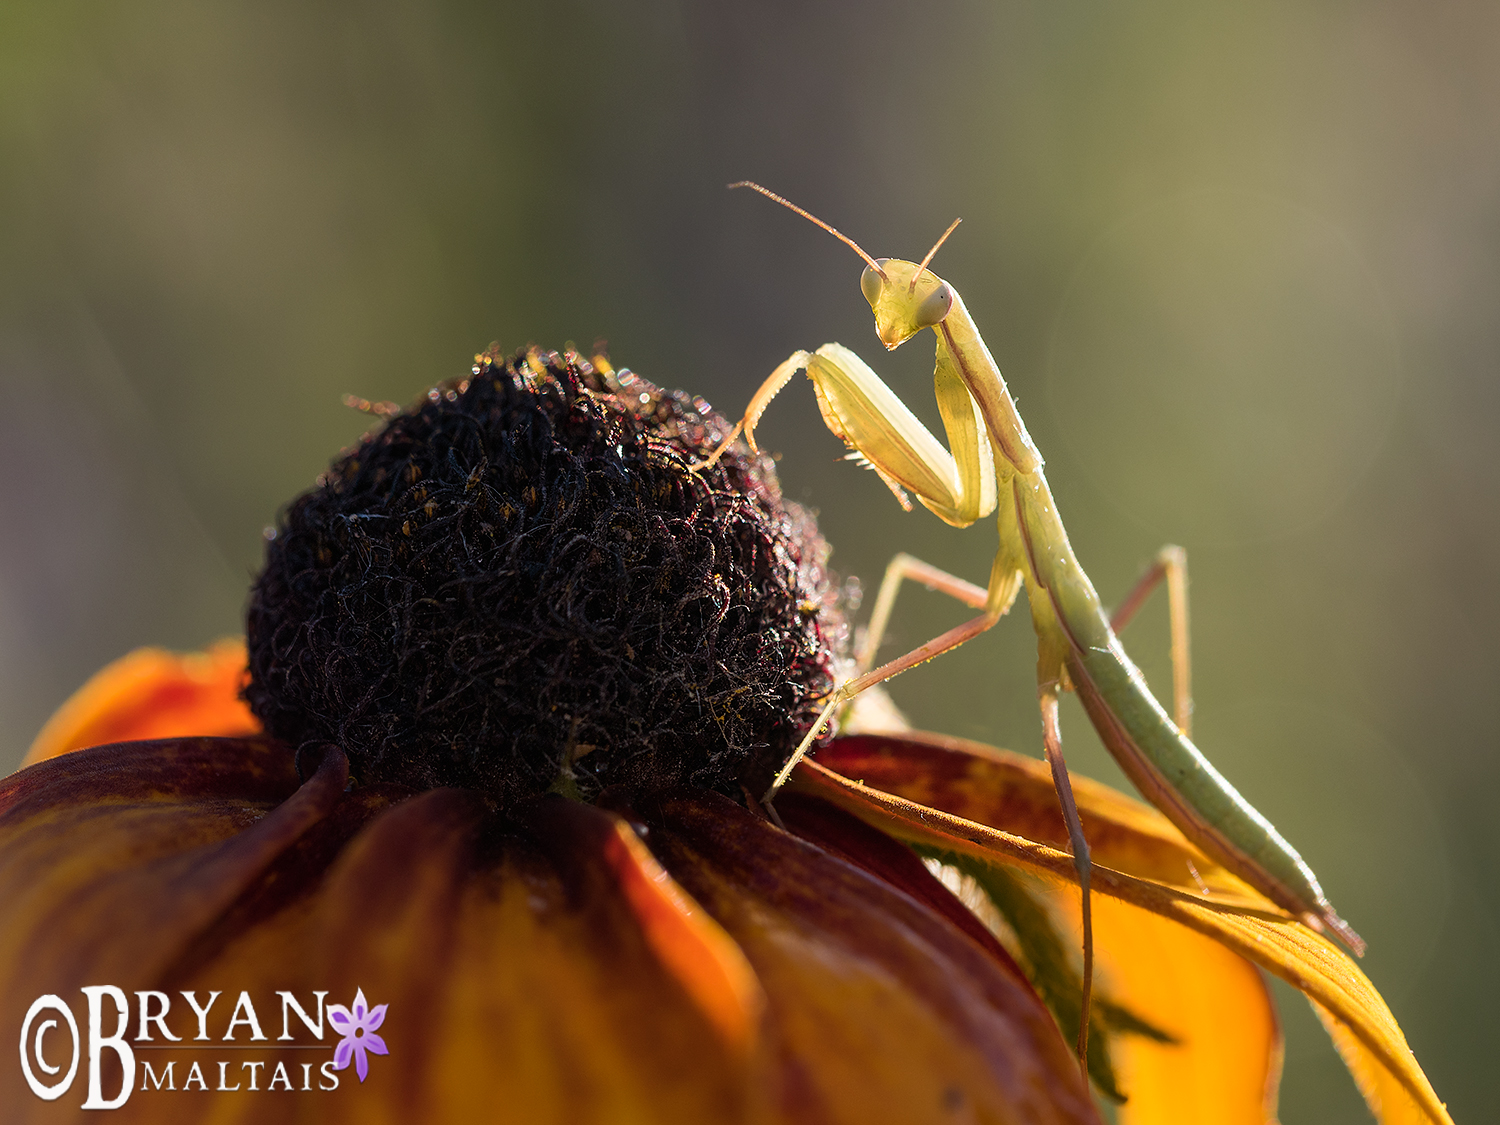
[695, 181, 1364, 1069]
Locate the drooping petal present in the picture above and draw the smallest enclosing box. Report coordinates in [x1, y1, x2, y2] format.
[1061, 889, 1282, 1124]
[21, 641, 259, 767]
[816, 732, 1247, 895]
[795, 732, 1452, 1125]
[1312, 1001, 1439, 1125]
[644, 789, 1103, 1125]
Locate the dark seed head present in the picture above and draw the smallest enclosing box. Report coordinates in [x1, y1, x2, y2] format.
[245, 347, 846, 814]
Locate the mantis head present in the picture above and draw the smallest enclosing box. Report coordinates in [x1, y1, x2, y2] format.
[860, 259, 955, 351]
[861, 215, 964, 349]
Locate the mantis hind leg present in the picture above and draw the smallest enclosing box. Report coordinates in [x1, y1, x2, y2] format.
[1109, 545, 1193, 737]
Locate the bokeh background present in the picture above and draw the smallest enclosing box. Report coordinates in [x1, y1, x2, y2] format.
[2, 2, 1495, 1119]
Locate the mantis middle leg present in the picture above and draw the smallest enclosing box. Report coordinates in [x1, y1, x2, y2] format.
[857, 546, 1195, 737]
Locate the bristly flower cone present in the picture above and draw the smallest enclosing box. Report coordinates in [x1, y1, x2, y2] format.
[245, 348, 845, 814]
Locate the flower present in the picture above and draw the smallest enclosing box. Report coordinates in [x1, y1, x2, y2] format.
[2, 661, 1453, 1123]
[328, 988, 388, 1082]
[0, 349, 1450, 1123]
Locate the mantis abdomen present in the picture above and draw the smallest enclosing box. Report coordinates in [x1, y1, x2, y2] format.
[1008, 467, 1363, 952]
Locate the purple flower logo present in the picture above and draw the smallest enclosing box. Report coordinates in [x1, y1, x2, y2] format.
[328, 989, 388, 1082]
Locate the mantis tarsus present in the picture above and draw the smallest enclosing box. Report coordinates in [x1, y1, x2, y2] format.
[697, 181, 1364, 1071]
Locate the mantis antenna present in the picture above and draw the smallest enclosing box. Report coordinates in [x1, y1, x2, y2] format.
[909, 216, 963, 294]
[728, 182, 889, 281]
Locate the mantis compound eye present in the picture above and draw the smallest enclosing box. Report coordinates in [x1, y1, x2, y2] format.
[913, 281, 955, 328]
[860, 264, 885, 307]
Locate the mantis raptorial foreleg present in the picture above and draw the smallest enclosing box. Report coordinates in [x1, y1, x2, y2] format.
[705, 179, 1365, 1078]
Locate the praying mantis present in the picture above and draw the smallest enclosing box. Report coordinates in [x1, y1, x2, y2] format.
[696, 181, 1364, 1068]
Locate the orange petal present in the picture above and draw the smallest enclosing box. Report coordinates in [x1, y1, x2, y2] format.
[295, 787, 490, 1124]
[22, 640, 260, 767]
[794, 735, 1452, 1125]
[646, 790, 1102, 1125]
[308, 792, 766, 1124]
[817, 731, 1281, 1119]
[1063, 892, 1282, 1124]
[0, 739, 342, 993]
[1311, 1001, 1442, 1125]
[527, 797, 765, 1057]
[0, 739, 407, 1120]
[2, 744, 765, 1123]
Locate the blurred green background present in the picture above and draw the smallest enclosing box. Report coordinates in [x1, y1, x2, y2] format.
[1, 1, 1493, 1119]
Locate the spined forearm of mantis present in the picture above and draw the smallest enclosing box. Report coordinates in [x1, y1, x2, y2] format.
[697, 181, 1364, 1072]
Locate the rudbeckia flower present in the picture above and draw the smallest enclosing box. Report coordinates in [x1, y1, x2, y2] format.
[0, 350, 1449, 1124]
